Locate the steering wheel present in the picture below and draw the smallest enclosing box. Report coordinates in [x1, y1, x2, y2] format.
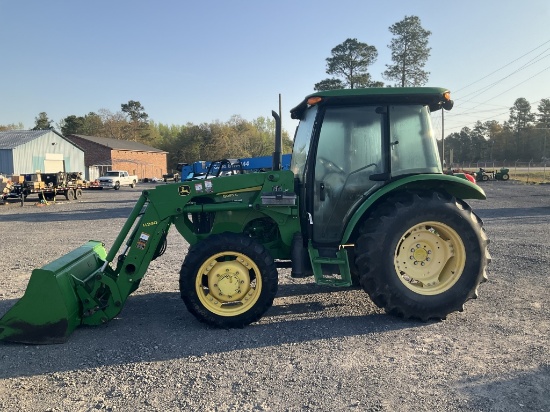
[318, 157, 345, 174]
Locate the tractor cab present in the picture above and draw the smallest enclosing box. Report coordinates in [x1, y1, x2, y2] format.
[290, 87, 450, 245]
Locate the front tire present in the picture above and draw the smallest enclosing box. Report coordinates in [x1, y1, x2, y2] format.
[355, 191, 490, 321]
[114, 182, 120, 190]
[179, 233, 278, 328]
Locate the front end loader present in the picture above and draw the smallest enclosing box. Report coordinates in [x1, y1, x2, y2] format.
[0, 169, 299, 343]
[0, 87, 490, 344]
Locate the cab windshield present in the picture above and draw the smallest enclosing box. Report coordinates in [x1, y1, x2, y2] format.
[290, 105, 317, 182]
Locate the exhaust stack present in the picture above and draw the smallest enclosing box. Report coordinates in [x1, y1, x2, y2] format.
[272, 95, 282, 171]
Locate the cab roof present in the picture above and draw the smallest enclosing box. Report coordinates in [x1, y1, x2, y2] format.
[290, 87, 452, 119]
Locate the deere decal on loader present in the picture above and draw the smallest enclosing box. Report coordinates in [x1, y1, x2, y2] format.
[0, 88, 490, 344]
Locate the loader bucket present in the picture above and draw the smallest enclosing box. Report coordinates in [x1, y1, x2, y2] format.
[0, 241, 107, 344]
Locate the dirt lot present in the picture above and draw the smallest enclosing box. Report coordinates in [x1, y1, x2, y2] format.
[0, 181, 549, 412]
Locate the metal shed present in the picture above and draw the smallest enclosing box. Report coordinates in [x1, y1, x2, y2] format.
[0, 130, 85, 175]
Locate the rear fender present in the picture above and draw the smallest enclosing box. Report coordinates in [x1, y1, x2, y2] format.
[341, 174, 486, 244]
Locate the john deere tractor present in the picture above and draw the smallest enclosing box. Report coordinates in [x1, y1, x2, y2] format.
[0, 87, 490, 344]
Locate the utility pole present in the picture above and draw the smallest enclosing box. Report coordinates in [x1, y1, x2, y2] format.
[544, 128, 548, 161]
[532, 127, 549, 161]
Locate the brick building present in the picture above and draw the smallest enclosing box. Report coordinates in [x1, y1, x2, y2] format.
[65, 135, 167, 181]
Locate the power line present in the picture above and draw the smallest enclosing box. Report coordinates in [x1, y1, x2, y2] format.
[455, 66, 550, 118]
[454, 39, 550, 93]
[445, 96, 550, 132]
[448, 57, 550, 132]
[437, 40, 550, 135]
[456, 49, 550, 102]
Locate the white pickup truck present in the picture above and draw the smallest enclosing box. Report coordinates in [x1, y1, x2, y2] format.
[98, 171, 138, 190]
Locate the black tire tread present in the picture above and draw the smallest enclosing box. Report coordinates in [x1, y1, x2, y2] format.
[355, 190, 490, 321]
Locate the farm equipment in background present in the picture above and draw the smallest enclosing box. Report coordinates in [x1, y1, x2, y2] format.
[444, 169, 477, 184]
[7, 172, 89, 204]
[162, 170, 180, 182]
[180, 154, 292, 181]
[474, 167, 510, 182]
[0, 87, 490, 344]
[3, 154, 91, 203]
[0, 177, 14, 204]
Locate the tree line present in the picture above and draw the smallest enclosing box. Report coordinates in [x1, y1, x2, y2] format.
[442, 98, 550, 164]
[4, 95, 547, 168]
[0, 102, 293, 172]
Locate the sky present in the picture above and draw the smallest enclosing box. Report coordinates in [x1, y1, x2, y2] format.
[1, 0, 549, 139]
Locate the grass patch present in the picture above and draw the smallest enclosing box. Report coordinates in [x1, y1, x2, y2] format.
[510, 171, 550, 184]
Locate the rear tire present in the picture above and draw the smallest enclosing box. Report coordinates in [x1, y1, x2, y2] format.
[65, 189, 75, 201]
[75, 188, 83, 199]
[179, 233, 278, 328]
[354, 191, 490, 321]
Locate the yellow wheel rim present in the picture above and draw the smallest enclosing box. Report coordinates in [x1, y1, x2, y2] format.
[195, 251, 262, 316]
[394, 221, 466, 295]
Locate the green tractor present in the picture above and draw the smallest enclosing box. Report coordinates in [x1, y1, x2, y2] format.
[474, 167, 510, 182]
[495, 168, 510, 180]
[0, 87, 490, 344]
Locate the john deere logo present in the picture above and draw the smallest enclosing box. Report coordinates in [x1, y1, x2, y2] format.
[178, 185, 191, 196]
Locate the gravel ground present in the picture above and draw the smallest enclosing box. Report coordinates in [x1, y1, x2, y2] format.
[0, 181, 549, 412]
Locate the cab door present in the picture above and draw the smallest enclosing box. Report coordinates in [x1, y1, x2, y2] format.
[312, 106, 385, 244]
